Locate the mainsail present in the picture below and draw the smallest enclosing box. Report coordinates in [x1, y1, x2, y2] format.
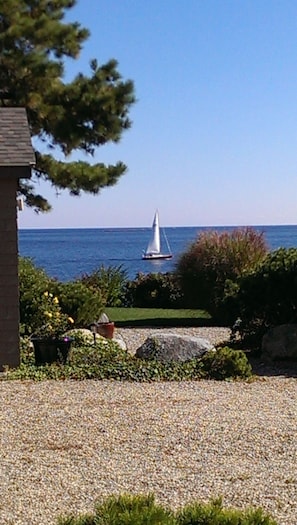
[145, 211, 160, 255]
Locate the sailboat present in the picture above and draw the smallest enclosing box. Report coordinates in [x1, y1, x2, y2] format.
[142, 210, 173, 260]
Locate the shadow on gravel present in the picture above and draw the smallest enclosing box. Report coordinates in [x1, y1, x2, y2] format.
[249, 357, 297, 378]
[115, 318, 215, 328]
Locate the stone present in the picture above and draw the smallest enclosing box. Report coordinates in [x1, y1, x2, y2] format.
[66, 328, 95, 344]
[113, 334, 127, 351]
[262, 324, 297, 361]
[65, 328, 127, 351]
[135, 332, 214, 363]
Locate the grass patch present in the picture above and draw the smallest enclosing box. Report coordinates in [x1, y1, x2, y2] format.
[105, 308, 212, 327]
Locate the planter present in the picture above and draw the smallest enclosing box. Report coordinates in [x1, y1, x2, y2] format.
[96, 322, 115, 339]
[32, 337, 73, 366]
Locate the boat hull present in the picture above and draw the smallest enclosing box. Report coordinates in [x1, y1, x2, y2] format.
[142, 253, 173, 260]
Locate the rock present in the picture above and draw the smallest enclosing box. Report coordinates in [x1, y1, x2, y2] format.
[262, 324, 297, 361]
[135, 332, 214, 363]
[65, 328, 127, 351]
[65, 328, 94, 344]
[113, 334, 127, 351]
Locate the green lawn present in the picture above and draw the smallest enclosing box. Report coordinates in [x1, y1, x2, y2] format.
[105, 307, 212, 327]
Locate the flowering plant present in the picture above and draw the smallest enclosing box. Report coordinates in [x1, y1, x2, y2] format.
[32, 291, 74, 340]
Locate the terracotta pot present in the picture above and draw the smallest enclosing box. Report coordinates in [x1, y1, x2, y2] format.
[32, 337, 73, 365]
[96, 322, 115, 339]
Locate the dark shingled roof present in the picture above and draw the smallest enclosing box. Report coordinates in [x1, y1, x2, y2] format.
[0, 107, 35, 166]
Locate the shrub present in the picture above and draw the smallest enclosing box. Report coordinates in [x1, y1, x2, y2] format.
[200, 346, 252, 380]
[176, 496, 277, 525]
[52, 281, 104, 326]
[125, 272, 183, 308]
[79, 264, 128, 307]
[228, 248, 297, 347]
[175, 228, 267, 318]
[19, 257, 104, 335]
[90, 493, 175, 525]
[57, 494, 277, 525]
[19, 257, 55, 335]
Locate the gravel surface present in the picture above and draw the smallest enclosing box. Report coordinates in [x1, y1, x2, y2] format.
[0, 327, 296, 525]
[116, 326, 231, 354]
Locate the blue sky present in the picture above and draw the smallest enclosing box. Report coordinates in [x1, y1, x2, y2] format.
[19, 0, 297, 229]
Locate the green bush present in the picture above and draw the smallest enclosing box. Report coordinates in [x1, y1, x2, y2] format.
[126, 272, 183, 308]
[57, 494, 277, 525]
[176, 496, 277, 525]
[57, 494, 175, 525]
[227, 248, 297, 347]
[19, 257, 55, 335]
[200, 346, 252, 380]
[19, 257, 104, 334]
[79, 264, 128, 307]
[175, 228, 267, 318]
[52, 281, 104, 326]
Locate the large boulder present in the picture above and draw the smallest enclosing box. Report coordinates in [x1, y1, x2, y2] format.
[135, 332, 214, 363]
[262, 324, 297, 361]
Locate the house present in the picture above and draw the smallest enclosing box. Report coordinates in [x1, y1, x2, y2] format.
[0, 107, 35, 370]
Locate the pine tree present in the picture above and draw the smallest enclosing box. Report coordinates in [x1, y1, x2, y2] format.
[0, 0, 135, 211]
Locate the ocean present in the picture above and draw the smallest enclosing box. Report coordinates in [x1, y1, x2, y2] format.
[18, 225, 297, 282]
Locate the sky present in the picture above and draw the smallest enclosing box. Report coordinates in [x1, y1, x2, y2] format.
[18, 0, 297, 229]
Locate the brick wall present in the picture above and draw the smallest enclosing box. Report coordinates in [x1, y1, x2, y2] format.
[0, 178, 19, 370]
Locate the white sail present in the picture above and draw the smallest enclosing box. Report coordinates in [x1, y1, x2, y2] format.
[142, 211, 173, 260]
[145, 211, 160, 254]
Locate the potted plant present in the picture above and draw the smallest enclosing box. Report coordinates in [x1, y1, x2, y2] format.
[31, 291, 75, 365]
[90, 312, 115, 339]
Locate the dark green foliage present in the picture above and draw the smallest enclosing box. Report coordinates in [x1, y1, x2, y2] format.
[19, 257, 55, 334]
[94, 493, 175, 525]
[19, 257, 103, 333]
[126, 272, 183, 308]
[228, 248, 297, 347]
[200, 347, 252, 380]
[176, 496, 277, 525]
[58, 494, 175, 525]
[4, 337, 252, 382]
[80, 265, 128, 307]
[0, 0, 135, 211]
[57, 494, 277, 525]
[175, 228, 267, 317]
[52, 281, 104, 326]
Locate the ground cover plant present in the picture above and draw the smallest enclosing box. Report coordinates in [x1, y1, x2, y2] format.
[3, 337, 252, 381]
[56, 493, 277, 525]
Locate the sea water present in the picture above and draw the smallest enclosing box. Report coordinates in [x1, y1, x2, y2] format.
[18, 225, 297, 282]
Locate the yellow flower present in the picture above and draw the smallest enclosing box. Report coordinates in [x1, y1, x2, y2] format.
[44, 291, 49, 297]
[53, 297, 59, 304]
[44, 311, 52, 318]
[68, 317, 74, 324]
